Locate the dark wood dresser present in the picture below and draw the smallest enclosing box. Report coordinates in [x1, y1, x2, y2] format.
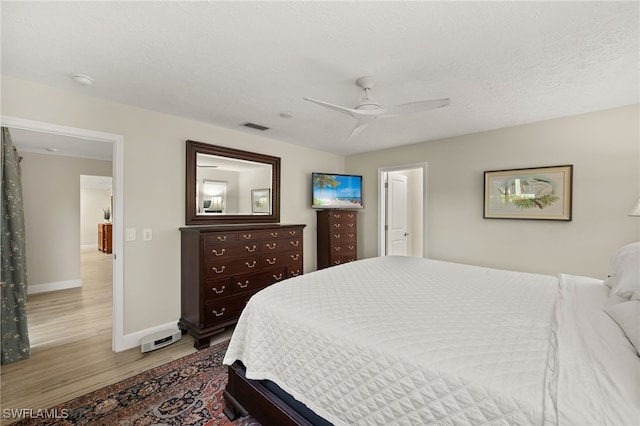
[98, 223, 112, 254]
[179, 223, 305, 349]
[316, 210, 358, 269]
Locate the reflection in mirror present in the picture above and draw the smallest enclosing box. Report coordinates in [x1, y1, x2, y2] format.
[196, 154, 271, 215]
[186, 140, 281, 225]
[201, 180, 227, 213]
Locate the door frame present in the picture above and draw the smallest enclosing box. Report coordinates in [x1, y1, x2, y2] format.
[1, 115, 125, 352]
[377, 162, 428, 258]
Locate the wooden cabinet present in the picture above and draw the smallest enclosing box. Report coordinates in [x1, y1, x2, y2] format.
[316, 210, 357, 269]
[98, 223, 112, 254]
[179, 224, 305, 349]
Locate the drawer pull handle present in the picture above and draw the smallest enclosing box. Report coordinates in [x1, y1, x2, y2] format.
[266, 258, 277, 265]
[245, 245, 257, 253]
[290, 254, 300, 260]
[270, 232, 278, 237]
[212, 308, 226, 317]
[273, 273, 283, 280]
[335, 260, 342, 264]
[211, 248, 226, 256]
[217, 236, 227, 242]
[334, 214, 341, 218]
[245, 260, 257, 268]
[348, 223, 354, 228]
[334, 223, 341, 228]
[237, 280, 249, 289]
[291, 270, 301, 276]
[348, 214, 354, 218]
[290, 241, 299, 247]
[266, 243, 277, 250]
[288, 231, 296, 235]
[212, 266, 226, 274]
[349, 245, 354, 250]
[212, 285, 225, 294]
[334, 246, 341, 251]
[242, 233, 252, 239]
[347, 233, 354, 238]
[334, 234, 340, 239]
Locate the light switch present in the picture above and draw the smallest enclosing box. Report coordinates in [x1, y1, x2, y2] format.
[143, 228, 152, 241]
[126, 228, 136, 241]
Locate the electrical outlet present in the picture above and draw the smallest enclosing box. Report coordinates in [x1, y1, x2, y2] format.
[143, 228, 152, 241]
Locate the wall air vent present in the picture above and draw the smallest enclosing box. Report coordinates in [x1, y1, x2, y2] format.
[241, 122, 270, 131]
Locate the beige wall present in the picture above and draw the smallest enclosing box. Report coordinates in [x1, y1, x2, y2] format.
[20, 151, 112, 287]
[2, 76, 344, 335]
[347, 104, 640, 279]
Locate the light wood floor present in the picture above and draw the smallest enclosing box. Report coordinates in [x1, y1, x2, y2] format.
[0, 249, 230, 425]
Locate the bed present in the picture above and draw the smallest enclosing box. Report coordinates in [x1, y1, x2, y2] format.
[222, 247, 640, 425]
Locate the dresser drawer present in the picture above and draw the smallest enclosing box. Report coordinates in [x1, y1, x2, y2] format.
[326, 211, 357, 221]
[329, 255, 357, 266]
[330, 231, 356, 242]
[204, 243, 259, 260]
[261, 237, 302, 254]
[205, 255, 261, 278]
[261, 250, 303, 268]
[203, 294, 250, 326]
[232, 267, 287, 294]
[282, 227, 303, 238]
[328, 221, 356, 231]
[203, 277, 233, 300]
[205, 232, 238, 245]
[330, 242, 356, 254]
[288, 264, 303, 277]
[238, 229, 281, 241]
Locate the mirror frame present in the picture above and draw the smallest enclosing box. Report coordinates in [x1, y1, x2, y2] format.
[185, 140, 281, 225]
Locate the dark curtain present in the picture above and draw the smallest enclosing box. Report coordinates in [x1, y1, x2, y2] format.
[1, 127, 30, 364]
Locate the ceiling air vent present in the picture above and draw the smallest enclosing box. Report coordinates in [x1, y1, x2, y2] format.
[241, 122, 270, 131]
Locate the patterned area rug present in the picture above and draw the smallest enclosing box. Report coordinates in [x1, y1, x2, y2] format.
[13, 340, 259, 426]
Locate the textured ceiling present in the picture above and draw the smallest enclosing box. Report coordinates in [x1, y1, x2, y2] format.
[2, 1, 638, 157]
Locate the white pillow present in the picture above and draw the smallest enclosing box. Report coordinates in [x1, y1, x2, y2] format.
[604, 300, 640, 356]
[603, 242, 640, 300]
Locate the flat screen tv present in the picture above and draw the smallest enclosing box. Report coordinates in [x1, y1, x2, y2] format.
[312, 172, 363, 209]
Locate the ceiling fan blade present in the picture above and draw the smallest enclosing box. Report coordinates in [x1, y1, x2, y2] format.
[304, 97, 386, 119]
[381, 98, 450, 118]
[349, 120, 370, 138]
[303, 97, 360, 118]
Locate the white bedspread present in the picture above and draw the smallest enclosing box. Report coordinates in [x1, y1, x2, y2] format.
[223, 256, 639, 425]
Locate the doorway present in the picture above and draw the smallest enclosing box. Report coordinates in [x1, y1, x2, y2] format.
[1, 116, 125, 351]
[378, 163, 428, 258]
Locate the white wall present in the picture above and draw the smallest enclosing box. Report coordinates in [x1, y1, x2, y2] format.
[20, 151, 112, 288]
[347, 104, 640, 279]
[2, 76, 345, 335]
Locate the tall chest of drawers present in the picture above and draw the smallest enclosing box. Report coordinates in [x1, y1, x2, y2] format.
[179, 224, 305, 349]
[316, 210, 358, 269]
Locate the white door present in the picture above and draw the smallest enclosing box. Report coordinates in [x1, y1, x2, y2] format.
[386, 173, 408, 256]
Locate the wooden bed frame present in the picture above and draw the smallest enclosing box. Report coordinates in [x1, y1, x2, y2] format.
[223, 361, 326, 426]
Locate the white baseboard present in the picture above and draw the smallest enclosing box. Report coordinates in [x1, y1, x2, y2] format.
[28, 279, 81, 295]
[118, 320, 181, 352]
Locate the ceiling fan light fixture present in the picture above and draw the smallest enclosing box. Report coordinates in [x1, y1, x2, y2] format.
[70, 73, 94, 87]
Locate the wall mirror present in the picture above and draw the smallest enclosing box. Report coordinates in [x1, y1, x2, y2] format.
[186, 140, 280, 225]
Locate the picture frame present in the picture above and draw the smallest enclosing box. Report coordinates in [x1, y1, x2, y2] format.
[251, 188, 270, 214]
[484, 165, 573, 221]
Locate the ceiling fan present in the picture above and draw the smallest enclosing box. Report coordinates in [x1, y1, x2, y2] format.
[304, 76, 450, 137]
